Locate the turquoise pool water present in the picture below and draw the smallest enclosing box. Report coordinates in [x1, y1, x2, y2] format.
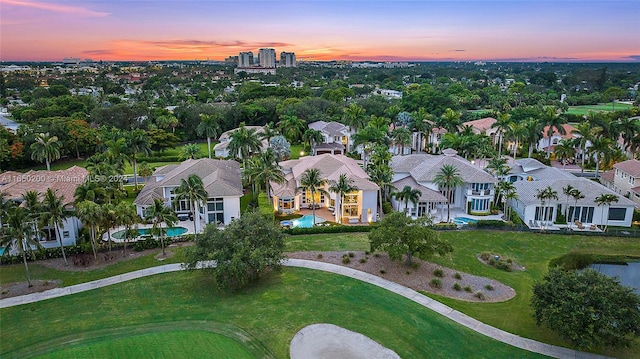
[112, 226, 188, 240]
[452, 217, 478, 225]
[291, 215, 326, 228]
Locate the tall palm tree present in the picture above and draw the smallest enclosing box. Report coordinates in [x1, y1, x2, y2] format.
[553, 139, 576, 170]
[503, 189, 518, 222]
[76, 200, 102, 259]
[277, 115, 306, 144]
[173, 174, 208, 234]
[541, 107, 567, 159]
[491, 112, 512, 158]
[440, 108, 461, 133]
[101, 202, 117, 252]
[104, 137, 130, 174]
[197, 113, 221, 159]
[329, 173, 358, 223]
[260, 122, 279, 143]
[594, 193, 619, 231]
[411, 108, 433, 153]
[302, 129, 323, 151]
[392, 185, 422, 215]
[506, 122, 526, 162]
[367, 162, 395, 217]
[617, 116, 640, 152]
[342, 103, 367, 132]
[180, 143, 201, 160]
[114, 202, 139, 257]
[522, 117, 543, 158]
[535, 186, 558, 228]
[352, 125, 389, 169]
[587, 136, 613, 178]
[568, 189, 585, 228]
[22, 190, 43, 241]
[0, 206, 42, 287]
[125, 129, 151, 190]
[41, 188, 70, 266]
[245, 149, 285, 205]
[390, 127, 412, 155]
[30, 132, 61, 171]
[144, 198, 178, 256]
[571, 121, 596, 173]
[297, 168, 328, 227]
[74, 180, 106, 204]
[561, 184, 575, 224]
[433, 164, 464, 222]
[228, 122, 262, 163]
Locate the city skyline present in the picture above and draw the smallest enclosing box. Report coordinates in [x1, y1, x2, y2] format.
[1, 0, 639, 63]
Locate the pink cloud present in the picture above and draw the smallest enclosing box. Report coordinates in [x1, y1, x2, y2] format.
[0, 0, 109, 17]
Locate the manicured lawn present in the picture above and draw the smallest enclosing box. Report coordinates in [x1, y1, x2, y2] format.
[566, 102, 634, 115]
[285, 230, 640, 358]
[0, 268, 546, 359]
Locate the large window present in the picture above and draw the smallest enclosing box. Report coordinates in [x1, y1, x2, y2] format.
[470, 183, 489, 192]
[343, 193, 358, 217]
[470, 198, 490, 212]
[535, 206, 554, 221]
[207, 198, 224, 224]
[568, 206, 594, 223]
[279, 197, 294, 210]
[440, 188, 455, 205]
[608, 208, 626, 221]
[175, 199, 191, 212]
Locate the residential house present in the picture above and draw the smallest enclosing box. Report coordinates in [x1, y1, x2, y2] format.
[0, 113, 20, 132]
[390, 149, 497, 221]
[0, 166, 87, 248]
[461, 117, 498, 145]
[213, 125, 268, 158]
[507, 158, 635, 228]
[537, 123, 577, 155]
[600, 159, 640, 208]
[308, 121, 352, 155]
[270, 154, 379, 224]
[134, 159, 243, 231]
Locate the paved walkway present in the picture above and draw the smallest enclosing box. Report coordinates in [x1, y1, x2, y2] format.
[0, 259, 611, 359]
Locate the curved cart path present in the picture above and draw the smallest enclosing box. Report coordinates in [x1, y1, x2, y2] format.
[0, 259, 611, 359]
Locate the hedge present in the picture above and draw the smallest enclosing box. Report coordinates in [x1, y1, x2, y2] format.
[284, 224, 376, 235]
[257, 192, 274, 221]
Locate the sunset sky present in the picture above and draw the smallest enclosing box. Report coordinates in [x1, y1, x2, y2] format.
[1, 0, 639, 62]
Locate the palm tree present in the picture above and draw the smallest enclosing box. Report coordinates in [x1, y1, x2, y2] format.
[228, 122, 262, 163]
[522, 117, 543, 158]
[440, 108, 461, 133]
[180, 143, 201, 160]
[617, 116, 640, 152]
[0, 206, 42, 287]
[411, 108, 433, 153]
[433, 164, 464, 222]
[22, 190, 42, 241]
[352, 125, 389, 169]
[561, 184, 575, 224]
[503, 189, 518, 222]
[571, 121, 596, 173]
[197, 113, 221, 159]
[297, 168, 328, 227]
[329, 173, 358, 223]
[101, 202, 118, 252]
[260, 122, 279, 143]
[104, 137, 130, 174]
[491, 112, 512, 158]
[390, 127, 412, 155]
[485, 156, 509, 180]
[41, 188, 70, 266]
[173, 174, 208, 234]
[587, 136, 613, 179]
[594, 193, 619, 231]
[506, 122, 526, 162]
[30, 132, 61, 171]
[144, 198, 178, 256]
[535, 186, 558, 228]
[76, 200, 102, 259]
[366, 162, 395, 218]
[392, 185, 422, 215]
[125, 129, 151, 190]
[302, 129, 323, 151]
[553, 139, 576, 170]
[342, 103, 367, 132]
[245, 149, 285, 205]
[568, 189, 585, 228]
[74, 180, 106, 204]
[541, 107, 567, 159]
[114, 202, 139, 257]
[277, 114, 306, 144]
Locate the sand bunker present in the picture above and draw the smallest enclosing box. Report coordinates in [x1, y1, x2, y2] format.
[290, 323, 400, 359]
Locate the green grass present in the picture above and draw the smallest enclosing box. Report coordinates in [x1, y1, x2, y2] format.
[32, 329, 257, 359]
[285, 232, 370, 252]
[289, 144, 304, 159]
[0, 268, 546, 359]
[566, 102, 634, 115]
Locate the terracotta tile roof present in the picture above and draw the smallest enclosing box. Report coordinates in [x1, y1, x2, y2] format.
[462, 117, 497, 133]
[0, 166, 88, 206]
[599, 170, 615, 184]
[541, 123, 576, 139]
[391, 152, 496, 184]
[392, 175, 448, 202]
[614, 159, 640, 178]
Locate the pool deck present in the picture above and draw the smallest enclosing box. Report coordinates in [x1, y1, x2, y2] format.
[103, 220, 197, 243]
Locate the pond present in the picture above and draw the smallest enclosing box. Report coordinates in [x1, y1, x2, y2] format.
[589, 262, 640, 295]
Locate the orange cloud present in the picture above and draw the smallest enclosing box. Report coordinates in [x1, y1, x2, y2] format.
[1, 0, 109, 17]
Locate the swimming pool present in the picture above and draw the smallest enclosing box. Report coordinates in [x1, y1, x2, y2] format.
[112, 226, 188, 240]
[452, 217, 478, 225]
[291, 215, 326, 228]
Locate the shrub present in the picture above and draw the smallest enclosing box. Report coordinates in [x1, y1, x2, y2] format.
[373, 253, 380, 258]
[464, 285, 473, 293]
[548, 252, 597, 270]
[341, 255, 351, 264]
[494, 259, 513, 272]
[359, 258, 367, 263]
[379, 268, 386, 274]
[411, 262, 420, 269]
[453, 272, 462, 280]
[284, 225, 374, 235]
[382, 201, 393, 214]
[480, 252, 492, 261]
[433, 269, 444, 277]
[476, 220, 510, 228]
[317, 253, 323, 259]
[257, 193, 274, 221]
[429, 278, 442, 288]
[453, 283, 462, 291]
[348, 252, 355, 257]
[484, 284, 494, 291]
[474, 292, 486, 300]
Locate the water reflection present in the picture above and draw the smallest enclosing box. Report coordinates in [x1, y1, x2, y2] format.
[589, 262, 640, 295]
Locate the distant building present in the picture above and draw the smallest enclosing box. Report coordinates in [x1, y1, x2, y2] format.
[280, 52, 297, 67]
[600, 159, 640, 208]
[238, 52, 254, 67]
[259, 48, 276, 68]
[62, 57, 80, 66]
